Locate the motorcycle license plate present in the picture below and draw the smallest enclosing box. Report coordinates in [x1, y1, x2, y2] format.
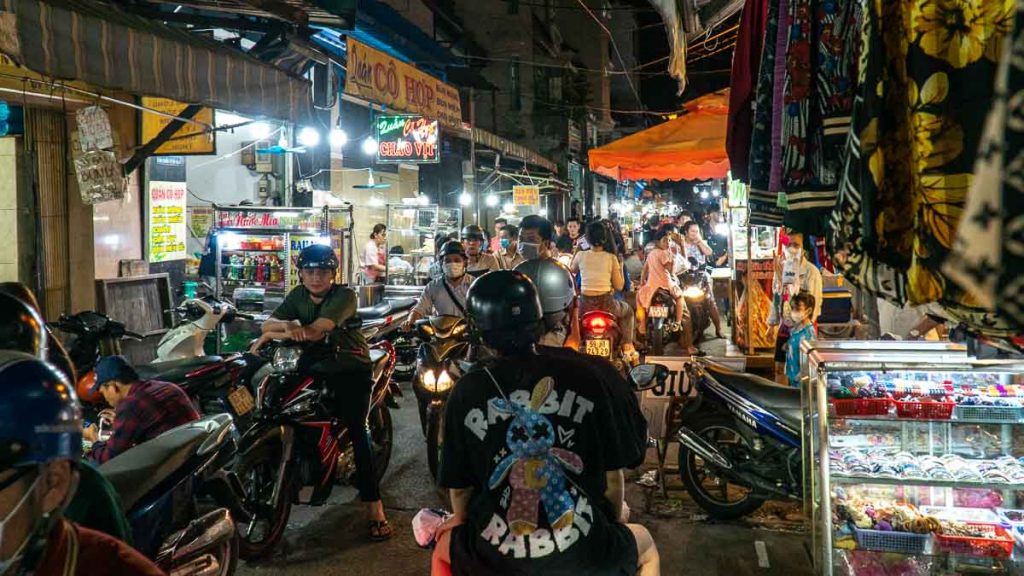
[648, 305, 669, 319]
[584, 339, 611, 357]
[227, 386, 255, 416]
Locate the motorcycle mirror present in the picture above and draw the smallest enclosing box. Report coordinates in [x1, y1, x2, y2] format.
[628, 363, 669, 392]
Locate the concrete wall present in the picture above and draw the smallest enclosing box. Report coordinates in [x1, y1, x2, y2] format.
[0, 137, 29, 283]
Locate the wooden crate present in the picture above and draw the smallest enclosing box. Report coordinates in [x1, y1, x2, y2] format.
[95, 274, 173, 364]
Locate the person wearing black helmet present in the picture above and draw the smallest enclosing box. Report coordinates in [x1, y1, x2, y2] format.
[403, 240, 474, 330]
[434, 270, 660, 576]
[460, 224, 498, 273]
[255, 243, 392, 541]
[0, 352, 163, 576]
[0, 284, 75, 386]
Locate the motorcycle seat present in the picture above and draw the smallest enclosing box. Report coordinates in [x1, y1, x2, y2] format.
[369, 348, 389, 382]
[136, 356, 224, 382]
[356, 302, 394, 320]
[99, 414, 232, 510]
[705, 364, 802, 431]
[387, 297, 417, 312]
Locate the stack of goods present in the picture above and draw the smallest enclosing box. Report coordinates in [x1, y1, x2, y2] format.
[829, 449, 1024, 484]
[827, 372, 1024, 420]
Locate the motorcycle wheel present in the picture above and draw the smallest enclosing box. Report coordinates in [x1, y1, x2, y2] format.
[235, 441, 294, 560]
[426, 406, 444, 481]
[649, 322, 664, 356]
[678, 413, 765, 520]
[369, 405, 394, 484]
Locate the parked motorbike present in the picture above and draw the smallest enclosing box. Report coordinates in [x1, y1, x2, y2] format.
[411, 315, 471, 480]
[156, 296, 253, 361]
[233, 337, 398, 559]
[673, 359, 801, 520]
[356, 297, 418, 343]
[97, 413, 251, 575]
[51, 310, 264, 425]
[580, 310, 624, 371]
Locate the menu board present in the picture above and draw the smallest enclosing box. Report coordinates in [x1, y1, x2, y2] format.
[148, 181, 188, 262]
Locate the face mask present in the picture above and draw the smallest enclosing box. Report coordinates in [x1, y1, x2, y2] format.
[519, 242, 540, 260]
[500, 238, 510, 250]
[787, 246, 802, 260]
[443, 262, 465, 279]
[0, 473, 42, 575]
[790, 310, 806, 323]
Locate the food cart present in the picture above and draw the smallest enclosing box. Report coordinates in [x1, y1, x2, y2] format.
[384, 203, 461, 286]
[210, 204, 354, 351]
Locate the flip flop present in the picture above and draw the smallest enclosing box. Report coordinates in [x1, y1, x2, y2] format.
[369, 520, 394, 542]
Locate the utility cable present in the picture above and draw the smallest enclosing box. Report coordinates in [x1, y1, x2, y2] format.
[570, 0, 644, 112]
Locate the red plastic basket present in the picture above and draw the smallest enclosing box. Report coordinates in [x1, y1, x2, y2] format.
[894, 400, 955, 420]
[830, 398, 892, 417]
[933, 523, 1015, 559]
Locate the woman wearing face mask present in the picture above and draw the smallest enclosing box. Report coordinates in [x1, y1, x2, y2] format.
[403, 241, 474, 330]
[770, 231, 822, 384]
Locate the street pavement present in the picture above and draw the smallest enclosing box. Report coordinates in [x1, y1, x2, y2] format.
[238, 344, 814, 576]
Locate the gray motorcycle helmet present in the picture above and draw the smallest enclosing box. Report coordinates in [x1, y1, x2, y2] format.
[513, 258, 575, 315]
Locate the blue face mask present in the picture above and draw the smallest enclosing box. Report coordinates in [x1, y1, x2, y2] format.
[500, 238, 510, 249]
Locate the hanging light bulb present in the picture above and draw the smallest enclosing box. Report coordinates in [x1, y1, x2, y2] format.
[700, 190, 709, 200]
[277, 133, 288, 148]
[297, 126, 321, 147]
[362, 136, 378, 155]
[502, 202, 515, 214]
[367, 170, 376, 187]
[459, 192, 473, 206]
[329, 128, 348, 147]
[485, 194, 499, 207]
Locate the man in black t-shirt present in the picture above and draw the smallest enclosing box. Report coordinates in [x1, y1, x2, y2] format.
[437, 270, 660, 575]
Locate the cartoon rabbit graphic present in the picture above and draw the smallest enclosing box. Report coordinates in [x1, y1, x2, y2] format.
[488, 377, 584, 536]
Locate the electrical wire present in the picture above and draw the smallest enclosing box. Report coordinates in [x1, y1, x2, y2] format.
[686, 41, 736, 63]
[570, 0, 644, 111]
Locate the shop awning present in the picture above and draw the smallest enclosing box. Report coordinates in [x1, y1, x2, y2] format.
[588, 89, 730, 181]
[0, 0, 315, 123]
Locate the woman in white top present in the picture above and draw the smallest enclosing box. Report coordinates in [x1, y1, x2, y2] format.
[571, 220, 637, 358]
[362, 223, 387, 283]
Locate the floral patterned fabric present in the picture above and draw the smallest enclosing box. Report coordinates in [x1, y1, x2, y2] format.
[830, 0, 1013, 313]
[946, 4, 1024, 334]
[748, 0, 787, 227]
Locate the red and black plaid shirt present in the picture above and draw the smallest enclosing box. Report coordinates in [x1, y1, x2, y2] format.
[87, 380, 200, 464]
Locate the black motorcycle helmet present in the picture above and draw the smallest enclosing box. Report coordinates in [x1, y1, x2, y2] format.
[296, 244, 339, 270]
[439, 240, 468, 260]
[467, 270, 543, 353]
[0, 291, 47, 359]
[461, 224, 485, 242]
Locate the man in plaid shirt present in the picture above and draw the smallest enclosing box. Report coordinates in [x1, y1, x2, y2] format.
[84, 355, 200, 464]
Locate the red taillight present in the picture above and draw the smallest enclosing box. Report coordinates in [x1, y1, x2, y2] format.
[585, 315, 608, 335]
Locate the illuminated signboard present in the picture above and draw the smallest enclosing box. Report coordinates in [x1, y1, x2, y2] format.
[375, 115, 440, 164]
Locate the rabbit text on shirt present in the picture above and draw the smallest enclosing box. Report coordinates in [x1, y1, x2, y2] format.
[462, 387, 596, 442]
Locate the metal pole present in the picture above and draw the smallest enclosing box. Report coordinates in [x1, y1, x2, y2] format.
[470, 88, 479, 224]
[746, 225, 753, 355]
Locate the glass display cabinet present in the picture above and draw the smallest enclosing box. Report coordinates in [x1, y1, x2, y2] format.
[804, 346, 1024, 575]
[384, 204, 461, 286]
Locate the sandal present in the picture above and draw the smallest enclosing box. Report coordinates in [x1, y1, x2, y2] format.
[369, 520, 394, 542]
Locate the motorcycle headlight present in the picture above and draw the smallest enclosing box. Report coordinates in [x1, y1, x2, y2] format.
[420, 369, 436, 390]
[682, 285, 705, 299]
[435, 370, 454, 393]
[272, 346, 301, 372]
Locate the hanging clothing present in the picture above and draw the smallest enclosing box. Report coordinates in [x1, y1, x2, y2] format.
[830, 0, 1013, 313]
[944, 6, 1024, 334]
[781, 0, 863, 237]
[726, 0, 769, 183]
[747, 0, 786, 227]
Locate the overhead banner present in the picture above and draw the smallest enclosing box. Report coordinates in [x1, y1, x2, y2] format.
[148, 181, 188, 262]
[344, 37, 462, 130]
[376, 115, 439, 163]
[513, 185, 540, 206]
[141, 97, 215, 156]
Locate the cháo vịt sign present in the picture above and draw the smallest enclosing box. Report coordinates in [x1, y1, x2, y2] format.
[376, 115, 440, 163]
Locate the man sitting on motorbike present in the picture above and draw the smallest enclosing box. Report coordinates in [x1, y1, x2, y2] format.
[461, 225, 498, 273]
[637, 228, 698, 355]
[571, 221, 638, 363]
[681, 222, 723, 339]
[0, 352, 164, 576]
[83, 355, 199, 464]
[404, 241, 474, 331]
[434, 271, 660, 576]
[256, 244, 391, 541]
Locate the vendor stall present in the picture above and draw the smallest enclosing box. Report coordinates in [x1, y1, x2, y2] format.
[384, 203, 461, 286]
[210, 204, 354, 351]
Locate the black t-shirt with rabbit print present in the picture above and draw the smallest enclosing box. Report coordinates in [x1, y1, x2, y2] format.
[439, 351, 639, 576]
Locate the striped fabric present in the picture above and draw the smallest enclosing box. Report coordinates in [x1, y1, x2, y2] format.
[0, 0, 314, 123]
